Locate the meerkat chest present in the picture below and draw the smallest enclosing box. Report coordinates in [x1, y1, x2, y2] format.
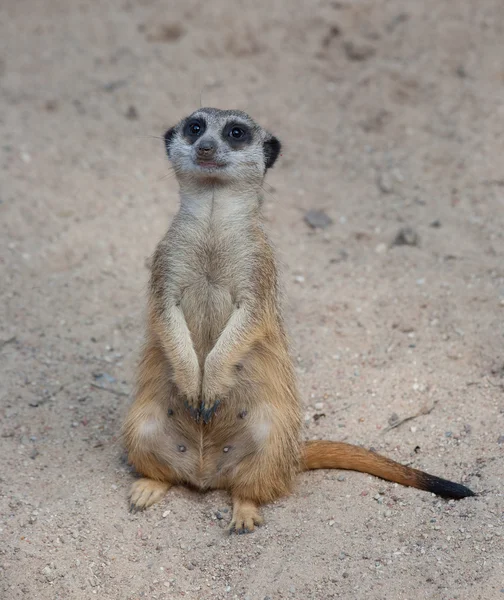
[178, 228, 254, 352]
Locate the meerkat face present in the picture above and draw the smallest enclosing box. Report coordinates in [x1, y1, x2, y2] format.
[163, 108, 281, 184]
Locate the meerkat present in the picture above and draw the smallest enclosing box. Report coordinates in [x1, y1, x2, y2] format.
[122, 107, 474, 534]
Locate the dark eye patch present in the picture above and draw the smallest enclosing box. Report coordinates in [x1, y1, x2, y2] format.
[182, 118, 206, 143]
[222, 122, 252, 148]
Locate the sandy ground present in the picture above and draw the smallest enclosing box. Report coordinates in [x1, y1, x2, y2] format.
[1, 1, 503, 599]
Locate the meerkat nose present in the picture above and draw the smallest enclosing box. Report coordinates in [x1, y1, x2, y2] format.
[196, 139, 217, 157]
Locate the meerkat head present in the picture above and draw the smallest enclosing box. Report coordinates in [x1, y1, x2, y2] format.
[163, 108, 281, 186]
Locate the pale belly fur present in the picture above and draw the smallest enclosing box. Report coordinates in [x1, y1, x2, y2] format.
[156, 268, 271, 489]
[180, 275, 235, 363]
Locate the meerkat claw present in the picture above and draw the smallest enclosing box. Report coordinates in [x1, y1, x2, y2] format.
[129, 502, 142, 514]
[201, 399, 221, 424]
[184, 399, 201, 421]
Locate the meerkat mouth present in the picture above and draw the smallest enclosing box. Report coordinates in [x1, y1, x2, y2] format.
[195, 160, 226, 170]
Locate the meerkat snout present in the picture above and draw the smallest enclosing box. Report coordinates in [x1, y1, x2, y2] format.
[195, 138, 217, 159]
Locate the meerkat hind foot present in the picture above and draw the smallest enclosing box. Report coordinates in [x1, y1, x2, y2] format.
[129, 478, 171, 512]
[228, 499, 264, 534]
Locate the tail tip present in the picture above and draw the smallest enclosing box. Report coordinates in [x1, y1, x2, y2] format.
[422, 476, 476, 500]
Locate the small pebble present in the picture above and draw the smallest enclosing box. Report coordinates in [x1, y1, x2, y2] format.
[497, 435, 504, 444]
[456, 65, 467, 78]
[337, 474, 345, 482]
[377, 172, 393, 194]
[392, 227, 419, 247]
[388, 412, 399, 425]
[93, 372, 116, 384]
[45, 99, 58, 111]
[314, 402, 324, 410]
[304, 209, 333, 229]
[343, 38, 376, 61]
[162, 510, 170, 518]
[125, 105, 139, 120]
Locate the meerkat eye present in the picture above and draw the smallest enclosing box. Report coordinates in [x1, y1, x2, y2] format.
[223, 122, 251, 146]
[184, 119, 205, 138]
[230, 127, 245, 139]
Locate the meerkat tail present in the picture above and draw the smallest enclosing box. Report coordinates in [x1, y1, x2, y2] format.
[301, 440, 475, 500]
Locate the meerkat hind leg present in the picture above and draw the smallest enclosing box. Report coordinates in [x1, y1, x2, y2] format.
[228, 496, 264, 534]
[129, 478, 172, 513]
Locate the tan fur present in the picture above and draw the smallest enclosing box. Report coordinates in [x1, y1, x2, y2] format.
[303, 441, 432, 489]
[122, 108, 473, 533]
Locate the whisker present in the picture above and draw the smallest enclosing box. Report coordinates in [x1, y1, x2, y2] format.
[110, 133, 166, 143]
[154, 164, 176, 175]
[137, 134, 166, 142]
[259, 184, 276, 202]
[157, 170, 178, 182]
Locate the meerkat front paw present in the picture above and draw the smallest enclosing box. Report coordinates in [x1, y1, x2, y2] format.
[173, 357, 202, 415]
[201, 354, 236, 422]
[200, 369, 229, 423]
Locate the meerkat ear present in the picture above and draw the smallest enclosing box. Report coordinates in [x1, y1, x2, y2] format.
[264, 135, 281, 170]
[164, 127, 176, 157]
